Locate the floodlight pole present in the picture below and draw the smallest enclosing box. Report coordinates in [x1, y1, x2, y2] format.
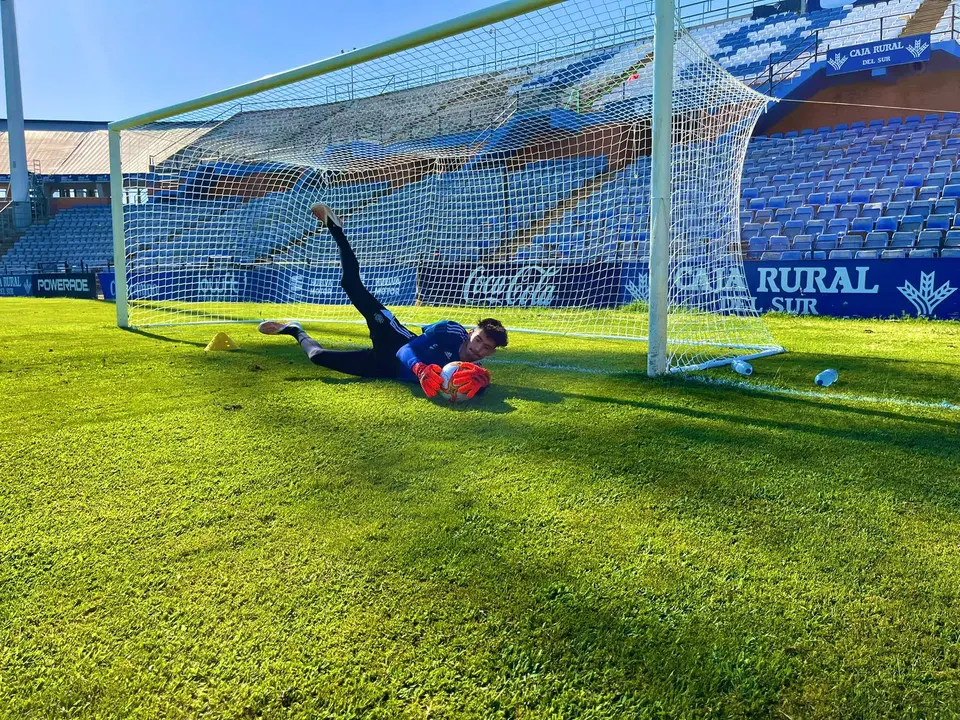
[1, 0, 30, 229]
[647, 0, 675, 377]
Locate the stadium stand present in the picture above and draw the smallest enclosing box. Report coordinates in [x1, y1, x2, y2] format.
[739, 112, 960, 259]
[3, 0, 960, 272]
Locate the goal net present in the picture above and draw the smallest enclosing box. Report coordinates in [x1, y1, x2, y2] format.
[105, 0, 783, 372]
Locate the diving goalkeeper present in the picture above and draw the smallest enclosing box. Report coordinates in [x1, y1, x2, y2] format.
[258, 203, 508, 399]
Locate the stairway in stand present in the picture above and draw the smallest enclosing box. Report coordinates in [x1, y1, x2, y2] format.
[899, 0, 952, 37]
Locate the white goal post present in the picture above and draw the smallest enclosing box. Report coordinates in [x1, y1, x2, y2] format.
[102, 0, 783, 374]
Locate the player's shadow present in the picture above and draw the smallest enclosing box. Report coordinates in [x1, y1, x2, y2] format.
[124, 328, 208, 348]
[401, 382, 563, 413]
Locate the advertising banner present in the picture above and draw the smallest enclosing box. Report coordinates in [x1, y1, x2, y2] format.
[101, 259, 960, 320]
[32, 273, 98, 299]
[120, 265, 417, 306]
[0, 275, 34, 297]
[826, 34, 930, 76]
[98, 272, 117, 301]
[417, 261, 623, 308]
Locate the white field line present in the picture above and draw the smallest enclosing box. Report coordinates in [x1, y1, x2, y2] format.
[488, 358, 960, 413]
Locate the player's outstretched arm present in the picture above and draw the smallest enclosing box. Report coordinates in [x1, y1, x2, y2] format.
[397, 335, 442, 398]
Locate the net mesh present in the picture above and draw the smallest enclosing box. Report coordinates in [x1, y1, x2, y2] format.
[103, 0, 781, 372]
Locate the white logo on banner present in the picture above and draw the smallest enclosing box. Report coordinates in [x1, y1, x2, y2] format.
[22, 277, 31, 293]
[897, 271, 956, 316]
[828, 53, 849, 72]
[906, 39, 929, 58]
[625, 272, 649, 302]
[462, 265, 558, 306]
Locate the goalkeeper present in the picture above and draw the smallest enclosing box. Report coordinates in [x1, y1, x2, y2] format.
[258, 203, 508, 399]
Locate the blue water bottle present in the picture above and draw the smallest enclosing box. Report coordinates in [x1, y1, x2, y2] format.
[732, 359, 753, 376]
[815, 369, 838, 387]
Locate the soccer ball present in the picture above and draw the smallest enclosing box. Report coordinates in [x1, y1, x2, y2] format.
[438, 361, 472, 404]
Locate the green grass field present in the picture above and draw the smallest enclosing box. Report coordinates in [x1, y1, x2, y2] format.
[2, 298, 959, 719]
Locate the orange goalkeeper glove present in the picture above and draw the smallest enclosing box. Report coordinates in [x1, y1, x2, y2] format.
[412, 362, 443, 398]
[451, 363, 491, 399]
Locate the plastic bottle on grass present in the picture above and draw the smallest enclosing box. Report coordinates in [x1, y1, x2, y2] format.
[815, 369, 838, 387]
[732, 359, 753, 376]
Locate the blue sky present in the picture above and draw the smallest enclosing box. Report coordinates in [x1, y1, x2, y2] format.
[0, 0, 496, 121]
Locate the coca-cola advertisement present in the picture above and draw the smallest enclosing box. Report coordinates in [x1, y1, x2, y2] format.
[417, 262, 623, 308]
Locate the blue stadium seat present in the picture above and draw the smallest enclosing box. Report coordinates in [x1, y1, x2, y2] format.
[814, 233, 840, 251]
[838, 203, 860, 220]
[780, 250, 803, 261]
[806, 219, 827, 236]
[746, 238, 767, 259]
[894, 187, 918, 202]
[760, 251, 782, 261]
[761, 222, 782, 238]
[917, 230, 943, 247]
[890, 232, 917, 248]
[783, 220, 806, 240]
[861, 203, 884, 220]
[856, 249, 879, 259]
[794, 206, 815, 222]
[917, 187, 941, 202]
[927, 214, 952, 231]
[909, 248, 939, 259]
[787, 195, 805, 210]
[850, 189, 872, 204]
[850, 217, 874, 234]
[829, 249, 854, 259]
[839, 235, 864, 250]
[827, 218, 850, 234]
[943, 184, 960, 199]
[749, 198, 767, 210]
[900, 215, 924, 233]
[865, 232, 890, 249]
[935, 198, 958, 215]
[883, 201, 909, 217]
[876, 216, 899, 232]
[792, 236, 813, 252]
[768, 196, 788, 209]
[881, 249, 907, 259]
[768, 236, 791, 252]
[943, 248, 960, 257]
[807, 192, 827, 206]
[816, 205, 838, 221]
[909, 200, 933, 219]
[945, 230, 960, 247]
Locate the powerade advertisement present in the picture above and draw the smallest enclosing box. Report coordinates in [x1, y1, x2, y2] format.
[77, 259, 960, 320]
[32, 273, 98, 299]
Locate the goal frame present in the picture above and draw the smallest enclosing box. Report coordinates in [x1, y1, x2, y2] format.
[108, 0, 768, 375]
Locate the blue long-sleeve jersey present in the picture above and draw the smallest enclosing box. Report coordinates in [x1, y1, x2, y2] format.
[395, 320, 470, 382]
